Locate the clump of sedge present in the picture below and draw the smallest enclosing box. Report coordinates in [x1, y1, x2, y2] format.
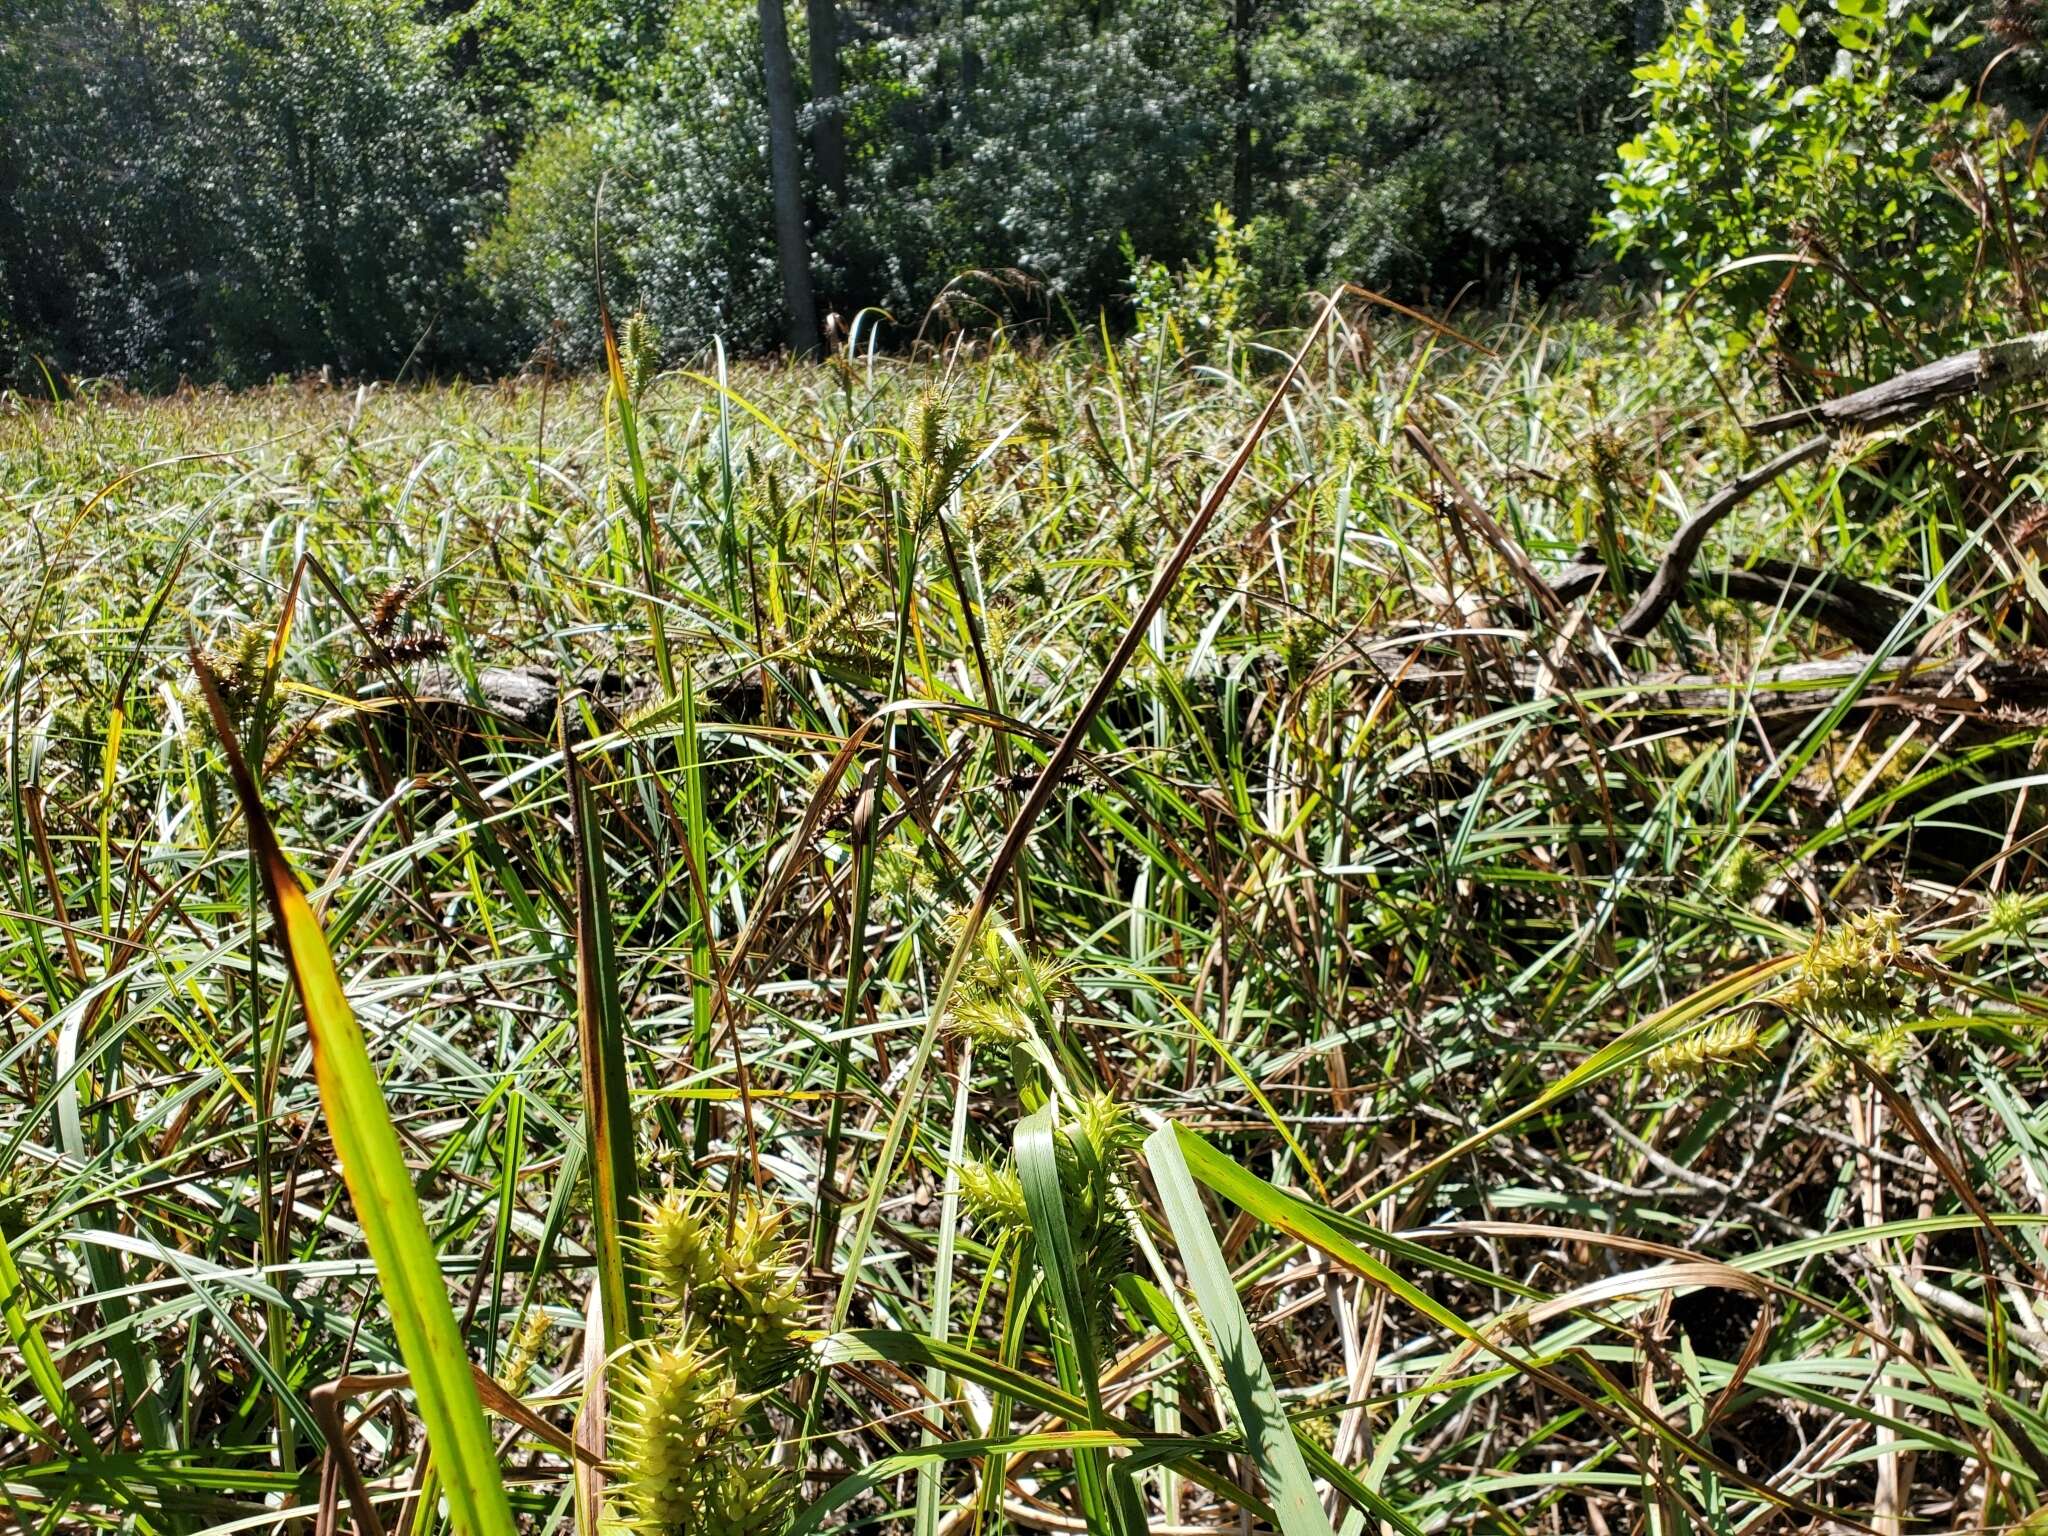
[640, 1191, 805, 1381]
[614, 1338, 789, 1536]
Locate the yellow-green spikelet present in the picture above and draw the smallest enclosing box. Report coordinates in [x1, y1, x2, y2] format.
[613, 1341, 788, 1535]
[640, 1192, 805, 1376]
[1783, 910, 1907, 1028]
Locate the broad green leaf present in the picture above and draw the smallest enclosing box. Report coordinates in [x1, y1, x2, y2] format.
[196, 663, 516, 1536]
[1145, 1123, 1338, 1536]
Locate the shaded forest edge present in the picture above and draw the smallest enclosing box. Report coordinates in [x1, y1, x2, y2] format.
[5, 0, 2046, 391]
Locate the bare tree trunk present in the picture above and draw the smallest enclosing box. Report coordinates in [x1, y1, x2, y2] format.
[804, 0, 845, 208]
[758, 0, 819, 358]
[1633, 0, 1665, 57]
[1230, 0, 1254, 222]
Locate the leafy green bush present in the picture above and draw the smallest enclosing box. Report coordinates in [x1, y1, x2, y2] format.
[1601, 0, 2048, 383]
[470, 115, 629, 362]
[1275, 0, 1637, 296]
[1, 0, 489, 386]
[1125, 203, 1295, 355]
[472, 4, 784, 362]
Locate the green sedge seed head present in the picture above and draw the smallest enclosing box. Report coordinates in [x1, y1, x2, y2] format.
[1714, 842, 1772, 905]
[1783, 910, 1907, 1029]
[499, 1306, 551, 1390]
[870, 843, 932, 905]
[1072, 1093, 1143, 1162]
[941, 913, 1070, 1044]
[620, 311, 660, 400]
[956, 1158, 1031, 1237]
[1642, 1015, 1770, 1082]
[1807, 1021, 1913, 1095]
[641, 1193, 722, 1300]
[613, 1342, 788, 1535]
[198, 621, 274, 711]
[1280, 616, 1321, 683]
[944, 994, 1034, 1046]
[639, 1191, 806, 1386]
[1989, 890, 2040, 937]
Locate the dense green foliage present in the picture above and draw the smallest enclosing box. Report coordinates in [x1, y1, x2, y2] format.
[1603, 0, 2048, 381]
[0, 0, 491, 384]
[8, 1, 2048, 1532]
[3, 0, 1650, 384]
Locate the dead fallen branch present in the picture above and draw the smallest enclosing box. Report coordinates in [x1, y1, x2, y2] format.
[1631, 652, 2048, 719]
[1747, 332, 2048, 437]
[1320, 643, 2048, 728]
[1610, 330, 2048, 641]
[1611, 435, 1830, 639]
[1552, 553, 1915, 651]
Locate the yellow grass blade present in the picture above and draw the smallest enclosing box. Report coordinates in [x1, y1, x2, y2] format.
[192, 649, 516, 1536]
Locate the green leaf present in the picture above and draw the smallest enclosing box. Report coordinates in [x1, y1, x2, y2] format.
[195, 661, 516, 1536]
[563, 726, 641, 1352]
[1144, 1124, 1338, 1536]
[0, 1222, 83, 1450]
[1016, 1106, 1142, 1536]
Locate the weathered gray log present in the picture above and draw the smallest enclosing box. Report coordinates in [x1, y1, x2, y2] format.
[365, 665, 657, 740]
[1316, 642, 2048, 721]
[1747, 332, 2048, 437]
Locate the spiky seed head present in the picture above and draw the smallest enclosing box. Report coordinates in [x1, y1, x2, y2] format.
[641, 1193, 722, 1301]
[956, 1158, 1031, 1237]
[198, 621, 273, 710]
[1112, 510, 1146, 567]
[621, 312, 660, 401]
[943, 994, 1034, 1046]
[1783, 910, 1908, 1029]
[1072, 1092, 1143, 1162]
[1280, 616, 1321, 684]
[704, 1197, 805, 1364]
[365, 579, 418, 641]
[613, 1341, 788, 1536]
[870, 843, 932, 905]
[1714, 842, 1772, 905]
[638, 1191, 805, 1381]
[941, 913, 1071, 1045]
[499, 1306, 551, 1390]
[1806, 1021, 1913, 1095]
[1989, 890, 2040, 937]
[1642, 1015, 1770, 1082]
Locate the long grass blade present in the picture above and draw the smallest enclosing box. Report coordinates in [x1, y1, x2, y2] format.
[562, 722, 641, 1352]
[1144, 1122, 1338, 1536]
[192, 651, 516, 1536]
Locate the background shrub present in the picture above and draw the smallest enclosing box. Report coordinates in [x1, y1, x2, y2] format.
[4, 0, 1669, 383]
[1601, 0, 2048, 386]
